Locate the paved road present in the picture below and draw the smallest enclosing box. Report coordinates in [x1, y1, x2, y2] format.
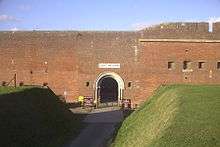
[68, 108, 123, 147]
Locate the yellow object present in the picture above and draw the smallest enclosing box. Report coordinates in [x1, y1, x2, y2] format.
[78, 96, 84, 102]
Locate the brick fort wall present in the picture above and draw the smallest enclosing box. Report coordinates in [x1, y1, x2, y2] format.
[0, 22, 220, 106]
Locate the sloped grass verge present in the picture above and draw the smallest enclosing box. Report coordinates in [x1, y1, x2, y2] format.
[112, 85, 220, 147]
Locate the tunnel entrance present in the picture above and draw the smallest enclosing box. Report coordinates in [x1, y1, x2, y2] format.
[99, 77, 118, 103]
[95, 72, 124, 107]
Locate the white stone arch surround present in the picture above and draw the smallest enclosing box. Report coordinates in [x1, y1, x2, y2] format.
[94, 72, 125, 106]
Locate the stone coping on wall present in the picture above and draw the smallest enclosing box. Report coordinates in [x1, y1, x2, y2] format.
[139, 39, 220, 43]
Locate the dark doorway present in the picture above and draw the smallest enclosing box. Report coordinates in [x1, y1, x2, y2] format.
[99, 77, 118, 103]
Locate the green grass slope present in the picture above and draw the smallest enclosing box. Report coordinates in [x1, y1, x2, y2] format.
[0, 86, 84, 147]
[113, 85, 220, 147]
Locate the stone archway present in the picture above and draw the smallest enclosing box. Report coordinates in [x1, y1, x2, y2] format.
[99, 77, 118, 103]
[94, 72, 124, 107]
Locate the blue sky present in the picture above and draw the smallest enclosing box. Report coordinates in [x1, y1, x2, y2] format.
[0, 0, 220, 30]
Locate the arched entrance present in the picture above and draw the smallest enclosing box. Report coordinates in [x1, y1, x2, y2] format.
[94, 72, 124, 107]
[99, 77, 118, 103]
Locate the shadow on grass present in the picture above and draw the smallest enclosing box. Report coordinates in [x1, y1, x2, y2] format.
[0, 87, 86, 147]
[66, 102, 81, 108]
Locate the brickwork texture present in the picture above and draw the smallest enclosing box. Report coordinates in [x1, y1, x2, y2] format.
[0, 22, 220, 106]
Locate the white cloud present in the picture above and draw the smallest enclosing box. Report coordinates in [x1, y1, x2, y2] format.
[10, 27, 19, 31]
[131, 21, 162, 30]
[208, 17, 220, 23]
[0, 14, 20, 22]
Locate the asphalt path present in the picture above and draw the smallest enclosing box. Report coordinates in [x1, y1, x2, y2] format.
[68, 108, 123, 147]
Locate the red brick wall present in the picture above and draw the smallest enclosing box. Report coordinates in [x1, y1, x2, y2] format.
[0, 22, 220, 106]
[138, 41, 220, 104]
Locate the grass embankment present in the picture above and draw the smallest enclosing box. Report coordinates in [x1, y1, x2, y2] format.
[113, 85, 220, 147]
[0, 86, 84, 147]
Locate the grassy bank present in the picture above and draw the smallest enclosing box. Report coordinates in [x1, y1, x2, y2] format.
[0, 86, 84, 147]
[113, 85, 220, 147]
